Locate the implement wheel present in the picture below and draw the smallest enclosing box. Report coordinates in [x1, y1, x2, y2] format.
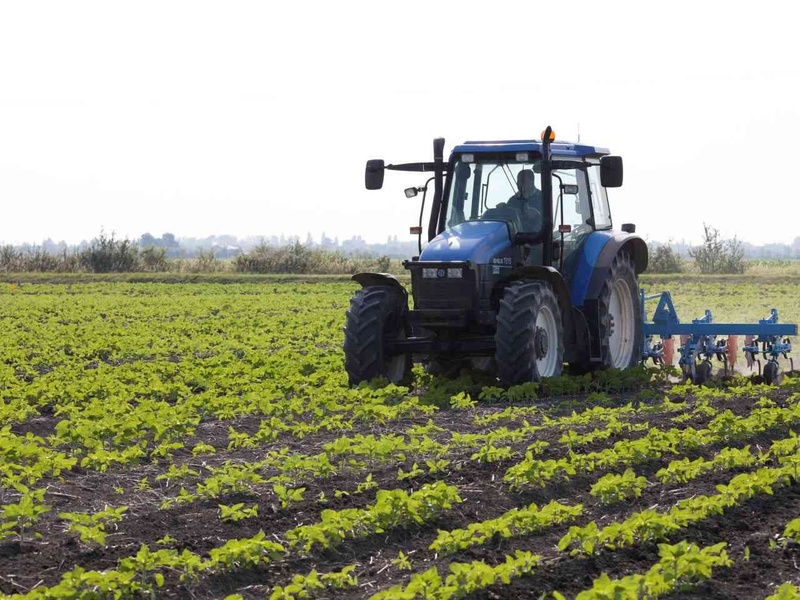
[695, 360, 712, 384]
[763, 360, 781, 386]
[596, 252, 643, 369]
[495, 280, 564, 385]
[343, 286, 411, 386]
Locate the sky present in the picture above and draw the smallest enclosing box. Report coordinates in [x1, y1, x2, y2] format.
[1, 1, 799, 246]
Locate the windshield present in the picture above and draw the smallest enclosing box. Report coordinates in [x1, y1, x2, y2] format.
[445, 154, 593, 238]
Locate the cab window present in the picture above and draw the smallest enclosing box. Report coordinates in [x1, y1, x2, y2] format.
[587, 165, 612, 229]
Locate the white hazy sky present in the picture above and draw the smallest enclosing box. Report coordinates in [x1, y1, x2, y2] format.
[1, 1, 799, 246]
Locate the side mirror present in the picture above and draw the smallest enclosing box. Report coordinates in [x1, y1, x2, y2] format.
[404, 187, 418, 198]
[562, 184, 579, 195]
[365, 159, 385, 190]
[600, 156, 623, 188]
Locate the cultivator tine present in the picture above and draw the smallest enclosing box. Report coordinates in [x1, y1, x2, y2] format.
[744, 335, 755, 370]
[726, 336, 738, 370]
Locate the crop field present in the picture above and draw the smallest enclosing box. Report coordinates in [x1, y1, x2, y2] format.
[4, 279, 800, 599]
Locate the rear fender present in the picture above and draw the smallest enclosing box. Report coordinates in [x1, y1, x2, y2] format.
[583, 235, 648, 302]
[570, 233, 648, 307]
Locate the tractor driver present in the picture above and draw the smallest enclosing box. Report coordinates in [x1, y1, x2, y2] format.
[507, 169, 543, 232]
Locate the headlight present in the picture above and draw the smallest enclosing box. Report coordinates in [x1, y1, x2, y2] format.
[422, 268, 437, 279]
[447, 268, 463, 279]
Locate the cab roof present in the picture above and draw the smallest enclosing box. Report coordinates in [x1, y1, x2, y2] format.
[451, 140, 610, 158]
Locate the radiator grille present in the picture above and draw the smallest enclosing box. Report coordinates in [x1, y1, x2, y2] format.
[411, 268, 476, 311]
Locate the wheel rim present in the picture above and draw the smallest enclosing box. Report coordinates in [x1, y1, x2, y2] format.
[609, 279, 635, 368]
[386, 330, 408, 383]
[533, 305, 559, 377]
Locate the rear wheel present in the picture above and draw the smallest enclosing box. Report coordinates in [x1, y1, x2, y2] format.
[343, 286, 411, 386]
[495, 281, 564, 385]
[596, 252, 643, 369]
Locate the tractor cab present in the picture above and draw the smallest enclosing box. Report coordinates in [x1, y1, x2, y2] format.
[431, 141, 616, 286]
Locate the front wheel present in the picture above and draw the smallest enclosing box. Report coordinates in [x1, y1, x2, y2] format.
[495, 281, 564, 385]
[596, 252, 643, 369]
[343, 286, 411, 386]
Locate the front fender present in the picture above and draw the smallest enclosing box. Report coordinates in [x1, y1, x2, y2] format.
[351, 272, 408, 300]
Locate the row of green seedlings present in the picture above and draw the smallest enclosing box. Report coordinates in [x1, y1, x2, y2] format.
[558, 459, 798, 556]
[372, 455, 800, 600]
[564, 540, 731, 600]
[106, 382, 776, 524]
[158, 389, 787, 514]
[760, 515, 800, 600]
[767, 583, 800, 600]
[504, 395, 800, 490]
[0, 378, 431, 489]
[593, 430, 800, 505]
[53, 385, 433, 471]
[58, 367, 649, 479]
[268, 566, 359, 600]
[422, 430, 800, 563]
[369, 540, 729, 600]
[4, 393, 791, 544]
[156, 400, 650, 511]
[0, 530, 285, 600]
[271, 434, 800, 600]
[1, 483, 460, 599]
[254, 396, 677, 486]
[369, 550, 541, 600]
[0, 390, 433, 538]
[430, 500, 583, 556]
[429, 435, 790, 561]
[474, 375, 784, 429]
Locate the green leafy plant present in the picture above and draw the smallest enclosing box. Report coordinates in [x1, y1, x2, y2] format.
[218, 502, 259, 523]
[59, 505, 128, 547]
[590, 469, 647, 505]
[273, 484, 306, 509]
[1, 487, 51, 541]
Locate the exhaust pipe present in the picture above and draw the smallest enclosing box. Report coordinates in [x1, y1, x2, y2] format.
[428, 138, 445, 241]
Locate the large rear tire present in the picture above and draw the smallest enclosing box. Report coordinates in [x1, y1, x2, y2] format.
[343, 286, 411, 386]
[495, 281, 564, 385]
[596, 252, 643, 369]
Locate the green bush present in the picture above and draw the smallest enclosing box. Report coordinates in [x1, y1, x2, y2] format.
[79, 232, 139, 273]
[689, 224, 746, 274]
[646, 243, 683, 274]
[233, 242, 394, 275]
[0, 246, 80, 273]
[140, 247, 169, 272]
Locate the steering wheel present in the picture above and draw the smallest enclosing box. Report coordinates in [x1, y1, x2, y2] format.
[519, 205, 542, 232]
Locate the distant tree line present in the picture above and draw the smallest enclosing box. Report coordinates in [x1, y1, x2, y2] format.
[0, 231, 394, 274]
[0, 225, 784, 276]
[646, 224, 746, 274]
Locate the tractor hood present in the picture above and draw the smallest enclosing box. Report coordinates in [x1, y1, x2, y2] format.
[418, 221, 512, 264]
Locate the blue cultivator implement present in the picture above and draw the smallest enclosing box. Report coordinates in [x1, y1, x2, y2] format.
[641, 291, 797, 384]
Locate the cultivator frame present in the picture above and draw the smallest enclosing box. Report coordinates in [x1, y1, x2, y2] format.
[641, 290, 797, 384]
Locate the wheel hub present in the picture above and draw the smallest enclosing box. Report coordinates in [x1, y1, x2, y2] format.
[534, 327, 549, 360]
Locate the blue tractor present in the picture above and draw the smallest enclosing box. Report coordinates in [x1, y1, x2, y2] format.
[344, 127, 648, 386]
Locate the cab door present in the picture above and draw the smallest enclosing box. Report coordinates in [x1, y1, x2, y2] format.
[553, 165, 594, 273]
